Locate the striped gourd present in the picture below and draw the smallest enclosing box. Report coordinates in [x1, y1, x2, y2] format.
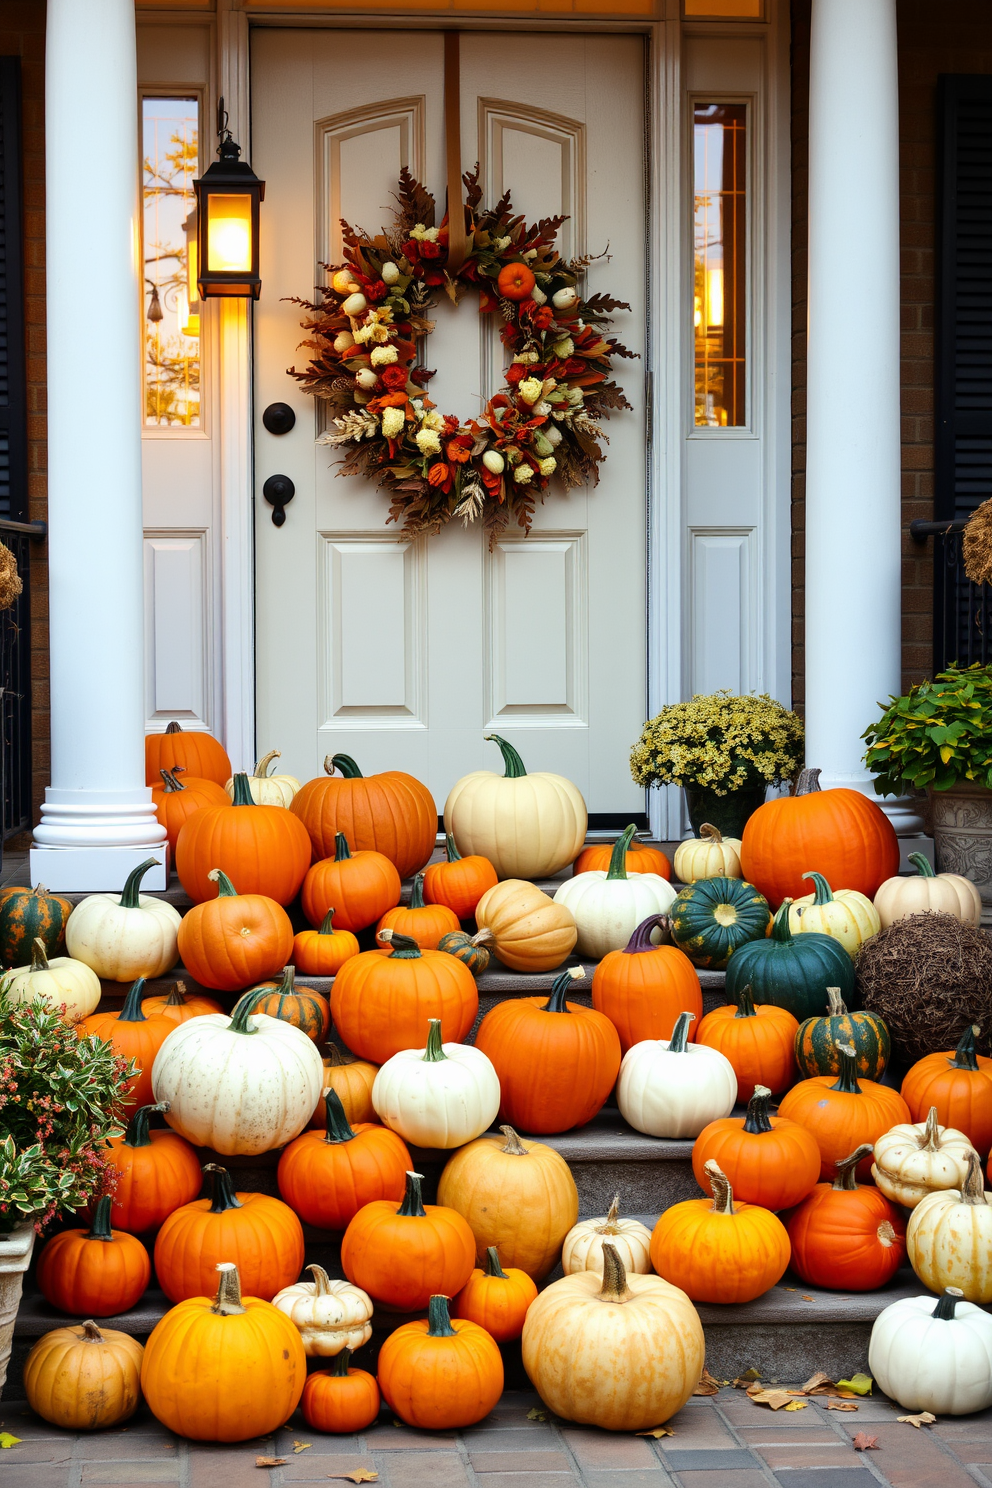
[0, 885, 72, 968]
[437, 929, 491, 976]
[795, 987, 890, 1081]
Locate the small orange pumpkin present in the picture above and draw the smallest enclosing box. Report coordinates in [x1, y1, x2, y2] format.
[454, 1246, 538, 1342]
[341, 1170, 476, 1312]
[310, 1046, 379, 1128]
[590, 914, 702, 1055]
[377, 871, 460, 950]
[901, 1024, 992, 1157]
[175, 870, 295, 992]
[302, 1349, 380, 1434]
[778, 1042, 911, 1181]
[331, 930, 478, 1064]
[176, 772, 311, 906]
[377, 1292, 503, 1429]
[77, 977, 174, 1110]
[145, 720, 232, 787]
[302, 832, 402, 934]
[151, 768, 230, 855]
[786, 1143, 907, 1290]
[422, 834, 498, 921]
[496, 262, 537, 301]
[140, 980, 224, 1025]
[574, 837, 671, 880]
[696, 983, 799, 1101]
[36, 1196, 151, 1316]
[97, 1101, 203, 1235]
[278, 1089, 412, 1231]
[233, 964, 331, 1044]
[691, 1086, 822, 1211]
[293, 908, 359, 977]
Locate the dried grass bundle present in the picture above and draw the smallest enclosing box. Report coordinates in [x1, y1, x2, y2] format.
[0, 540, 23, 611]
[963, 498, 992, 586]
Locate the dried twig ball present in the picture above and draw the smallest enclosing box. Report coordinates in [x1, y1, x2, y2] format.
[963, 498, 992, 586]
[0, 540, 22, 611]
[855, 911, 992, 1065]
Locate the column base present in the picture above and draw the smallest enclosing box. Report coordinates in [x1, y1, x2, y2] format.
[32, 786, 167, 848]
[29, 844, 168, 893]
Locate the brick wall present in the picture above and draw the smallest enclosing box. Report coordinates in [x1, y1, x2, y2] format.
[790, 0, 992, 710]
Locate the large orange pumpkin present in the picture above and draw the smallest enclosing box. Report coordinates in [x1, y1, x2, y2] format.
[341, 1170, 477, 1311]
[302, 833, 402, 933]
[474, 967, 621, 1134]
[98, 1101, 203, 1235]
[145, 720, 231, 787]
[778, 1042, 911, 1181]
[292, 908, 359, 977]
[278, 1089, 412, 1231]
[36, 1196, 151, 1316]
[331, 930, 478, 1064]
[901, 1024, 992, 1157]
[786, 1143, 907, 1290]
[232, 964, 331, 1044]
[590, 913, 701, 1055]
[151, 768, 229, 855]
[175, 871, 294, 992]
[696, 983, 799, 1101]
[574, 837, 671, 880]
[291, 753, 437, 880]
[740, 766, 899, 908]
[454, 1246, 538, 1342]
[78, 977, 173, 1110]
[422, 834, 498, 920]
[377, 1293, 503, 1430]
[691, 1086, 821, 1210]
[175, 772, 311, 906]
[309, 1046, 379, 1128]
[378, 871, 460, 950]
[140, 981, 224, 1025]
[649, 1160, 791, 1303]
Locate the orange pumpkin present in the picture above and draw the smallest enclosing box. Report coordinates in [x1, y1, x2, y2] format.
[474, 967, 621, 1134]
[740, 766, 899, 909]
[378, 1292, 503, 1429]
[310, 1046, 379, 1128]
[696, 983, 799, 1101]
[77, 977, 173, 1110]
[293, 908, 359, 977]
[496, 262, 537, 301]
[574, 838, 671, 880]
[331, 930, 478, 1064]
[302, 1350, 380, 1434]
[454, 1246, 538, 1342]
[786, 1143, 907, 1290]
[691, 1086, 821, 1210]
[232, 964, 331, 1044]
[145, 720, 231, 787]
[422, 834, 498, 921]
[901, 1024, 992, 1157]
[153, 1164, 304, 1304]
[140, 980, 224, 1025]
[290, 753, 437, 880]
[278, 1089, 412, 1231]
[176, 870, 294, 992]
[649, 1160, 791, 1303]
[341, 1170, 477, 1311]
[36, 1197, 151, 1316]
[302, 833, 402, 934]
[378, 871, 460, 950]
[151, 768, 229, 854]
[176, 772, 311, 906]
[590, 914, 702, 1055]
[98, 1101, 202, 1235]
[778, 1042, 911, 1181]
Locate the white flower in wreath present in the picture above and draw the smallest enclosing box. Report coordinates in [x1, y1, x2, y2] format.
[539, 457, 557, 476]
[518, 378, 544, 405]
[370, 345, 399, 366]
[567, 387, 585, 406]
[534, 401, 553, 418]
[545, 425, 563, 447]
[381, 406, 406, 440]
[415, 428, 442, 455]
[513, 352, 540, 365]
[523, 248, 538, 261]
[355, 368, 379, 389]
[553, 338, 575, 358]
[381, 261, 401, 284]
[422, 409, 446, 433]
[410, 224, 440, 243]
[494, 236, 512, 251]
[513, 463, 535, 484]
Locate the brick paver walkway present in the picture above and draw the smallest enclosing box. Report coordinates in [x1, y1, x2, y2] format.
[3, 1388, 992, 1488]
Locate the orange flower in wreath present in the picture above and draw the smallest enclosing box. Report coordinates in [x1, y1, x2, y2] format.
[428, 463, 453, 490]
[367, 390, 411, 417]
[446, 438, 472, 464]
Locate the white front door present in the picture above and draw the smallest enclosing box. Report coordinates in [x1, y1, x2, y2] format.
[251, 28, 647, 816]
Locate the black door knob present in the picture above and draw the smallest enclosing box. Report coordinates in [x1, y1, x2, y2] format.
[262, 402, 296, 435]
[263, 474, 295, 526]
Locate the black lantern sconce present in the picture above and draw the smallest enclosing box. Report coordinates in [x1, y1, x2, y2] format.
[192, 99, 265, 300]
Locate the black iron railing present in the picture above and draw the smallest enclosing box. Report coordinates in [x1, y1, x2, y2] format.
[911, 518, 992, 673]
[0, 518, 45, 840]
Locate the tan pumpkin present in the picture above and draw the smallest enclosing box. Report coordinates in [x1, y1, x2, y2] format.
[561, 1196, 653, 1277]
[474, 879, 577, 973]
[24, 1320, 144, 1431]
[6, 937, 101, 1023]
[673, 824, 743, 884]
[907, 1150, 992, 1302]
[872, 1106, 977, 1209]
[874, 852, 982, 929]
[225, 749, 301, 808]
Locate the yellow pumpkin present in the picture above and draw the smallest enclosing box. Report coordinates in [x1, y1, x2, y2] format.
[788, 872, 880, 958]
[6, 937, 101, 1023]
[673, 824, 743, 884]
[474, 879, 577, 973]
[444, 735, 587, 879]
[24, 1320, 144, 1430]
[874, 852, 982, 929]
[226, 750, 302, 808]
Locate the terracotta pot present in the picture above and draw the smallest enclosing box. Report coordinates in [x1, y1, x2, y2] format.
[0, 1223, 36, 1399]
[929, 781, 992, 927]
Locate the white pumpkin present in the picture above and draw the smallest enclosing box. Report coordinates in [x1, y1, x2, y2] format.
[788, 871, 880, 958]
[64, 858, 181, 983]
[562, 1195, 653, 1277]
[869, 1287, 992, 1415]
[151, 1000, 323, 1155]
[271, 1264, 373, 1356]
[906, 1150, 992, 1302]
[873, 1106, 977, 1209]
[225, 749, 301, 808]
[553, 824, 677, 959]
[6, 937, 101, 1023]
[874, 851, 982, 929]
[616, 1011, 737, 1139]
[673, 824, 743, 884]
[371, 1018, 500, 1149]
[443, 733, 587, 880]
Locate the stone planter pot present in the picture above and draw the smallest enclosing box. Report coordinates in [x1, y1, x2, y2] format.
[0, 1223, 36, 1399]
[929, 781, 992, 927]
[684, 783, 767, 841]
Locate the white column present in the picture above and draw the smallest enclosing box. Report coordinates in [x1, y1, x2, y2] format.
[30, 0, 166, 890]
[804, 0, 923, 832]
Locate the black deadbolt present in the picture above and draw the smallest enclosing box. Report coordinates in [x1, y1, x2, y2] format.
[263, 474, 295, 527]
[262, 402, 296, 436]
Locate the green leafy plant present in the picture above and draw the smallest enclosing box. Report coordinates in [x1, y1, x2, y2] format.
[0, 986, 136, 1234]
[863, 663, 992, 795]
[630, 692, 804, 796]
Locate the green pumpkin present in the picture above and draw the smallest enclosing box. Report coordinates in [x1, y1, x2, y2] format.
[669, 876, 771, 970]
[725, 899, 857, 1020]
[795, 986, 890, 1080]
[437, 929, 490, 976]
[0, 885, 72, 968]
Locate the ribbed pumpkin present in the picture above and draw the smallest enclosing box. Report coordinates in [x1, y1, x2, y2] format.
[0, 884, 71, 966]
[7, 937, 101, 1023]
[78, 977, 174, 1110]
[454, 1247, 538, 1342]
[474, 878, 578, 973]
[787, 1144, 907, 1291]
[140, 981, 224, 1025]
[310, 1046, 379, 1129]
[573, 836, 671, 880]
[232, 964, 331, 1044]
[98, 1101, 202, 1235]
[437, 928, 491, 976]
[423, 833, 499, 920]
[292, 909, 360, 977]
[24, 1320, 144, 1431]
[36, 1197, 151, 1316]
[901, 1025, 992, 1157]
[302, 832, 402, 933]
[875, 851, 983, 929]
[691, 1086, 822, 1210]
[378, 1292, 504, 1430]
[175, 870, 294, 992]
[474, 967, 622, 1134]
[151, 768, 229, 854]
[872, 1107, 977, 1210]
[341, 1170, 477, 1311]
[788, 871, 881, 958]
[302, 1349, 381, 1434]
[145, 720, 232, 787]
[590, 914, 702, 1055]
[331, 930, 478, 1064]
[290, 752, 437, 880]
[740, 765, 899, 908]
[724, 899, 856, 1021]
[377, 870, 460, 950]
[278, 1089, 411, 1231]
[778, 1042, 911, 1181]
[672, 824, 742, 884]
[906, 1150, 992, 1302]
[795, 987, 890, 1081]
[225, 749, 301, 808]
[649, 1160, 791, 1303]
[553, 825, 677, 960]
[176, 771, 311, 906]
[669, 877, 771, 970]
[696, 984, 799, 1101]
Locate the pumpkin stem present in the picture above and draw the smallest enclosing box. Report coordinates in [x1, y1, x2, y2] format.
[164, 982, 188, 1008]
[802, 871, 835, 906]
[932, 1286, 964, 1320]
[445, 833, 462, 863]
[227, 990, 261, 1036]
[825, 986, 848, 1017]
[317, 908, 338, 936]
[230, 772, 257, 806]
[118, 858, 159, 909]
[29, 937, 50, 972]
[80, 1320, 105, 1343]
[409, 872, 427, 910]
[325, 1044, 356, 1068]
[253, 749, 280, 778]
[471, 928, 495, 948]
[397, 1171, 427, 1217]
[829, 1043, 862, 1095]
[599, 1195, 621, 1233]
[306, 1263, 334, 1296]
[329, 1348, 353, 1376]
[597, 1242, 632, 1303]
[323, 1088, 358, 1144]
[499, 1125, 529, 1156]
[86, 1194, 115, 1241]
[427, 1294, 457, 1336]
[919, 1106, 942, 1151]
[606, 824, 638, 882]
[484, 734, 527, 779]
[203, 1164, 243, 1213]
[485, 1246, 508, 1278]
[238, 965, 296, 1021]
[961, 1149, 987, 1205]
[329, 754, 363, 779]
[123, 1101, 169, 1149]
[542, 966, 584, 1013]
[742, 1086, 774, 1135]
[160, 768, 185, 793]
[831, 1145, 873, 1190]
[949, 1024, 982, 1072]
[423, 1018, 447, 1062]
[770, 900, 795, 944]
[623, 914, 669, 955]
[795, 767, 822, 796]
[118, 978, 148, 1023]
[378, 929, 422, 960]
[704, 1160, 735, 1215]
[734, 984, 758, 1020]
[333, 832, 353, 861]
[165, 721, 183, 735]
[207, 869, 239, 898]
[909, 851, 936, 879]
[667, 1010, 695, 1054]
[211, 1262, 246, 1316]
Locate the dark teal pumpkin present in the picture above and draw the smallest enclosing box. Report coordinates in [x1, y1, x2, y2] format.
[725, 900, 857, 1021]
[669, 877, 771, 970]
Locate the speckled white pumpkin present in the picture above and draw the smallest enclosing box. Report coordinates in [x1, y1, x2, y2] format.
[554, 825, 677, 960]
[271, 1265, 373, 1357]
[616, 1011, 737, 1139]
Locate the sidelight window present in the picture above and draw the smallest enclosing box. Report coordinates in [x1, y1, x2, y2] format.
[142, 96, 200, 428]
[693, 101, 747, 428]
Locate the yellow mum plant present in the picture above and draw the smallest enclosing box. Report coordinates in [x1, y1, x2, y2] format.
[630, 692, 804, 796]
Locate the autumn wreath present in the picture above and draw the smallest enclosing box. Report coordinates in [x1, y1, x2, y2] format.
[288, 168, 635, 542]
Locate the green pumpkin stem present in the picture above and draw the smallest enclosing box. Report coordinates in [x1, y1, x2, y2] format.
[333, 832, 353, 862]
[734, 984, 758, 1020]
[932, 1286, 964, 1320]
[318, 908, 338, 936]
[409, 872, 427, 910]
[829, 1043, 862, 1095]
[86, 1194, 115, 1242]
[831, 1144, 873, 1190]
[950, 1024, 982, 1072]
[704, 1160, 735, 1215]
[484, 734, 527, 779]
[203, 1164, 243, 1213]
[606, 824, 638, 882]
[29, 937, 50, 972]
[230, 772, 256, 807]
[771, 900, 795, 943]
[485, 1246, 508, 1279]
[119, 858, 159, 909]
[322, 1088, 359, 1144]
[329, 1348, 353, 1376]
[427, 1294, 457, 1336]
[423, 1019, 447, 1061]
[211, 1263, 246, 1316]
[328, 754, 363, 779]
[378, 929, 422, 960]
[207, 869, 239, 898]
[742, 1086, 773, 1134]
[118, 978, 148, 1023]
[667, 1010, 695, 1053]
[445, 833, 462, 863]
[825, 986, 848, 1016]
[123, 1102, 170, 1149]
[597, 1242, 632, 1303]
[802, 871, 835, 906]
[542, 967, 585, 1013]
[227, 988, 261, 1035]
[909, 852, 936, 879]
[397, 1171, 427, 1217]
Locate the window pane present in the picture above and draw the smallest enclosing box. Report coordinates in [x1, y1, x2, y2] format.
[684, 0, 763, 16]
[693, 102, 746, 428]
[143, 97, 200, 428]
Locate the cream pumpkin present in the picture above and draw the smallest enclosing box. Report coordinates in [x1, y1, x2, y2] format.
[65, 858, 182, 982]
[553, 824, 676, 959]
[872, 1107, 977, 1209]
[788, 871, 880, 958]
[225, 749, 302, 809]
[874, 852, 982, 929]
[444, 734, 587, 880]
[673, 824, 743, 884]
[616, 1011, 738, 1139]
[371, 1018, 501, 1148]
[561, 1196, 653, 1277]
[906, 1150, 992, 1302]
[475, 879, 577, 973]
[869, 1287, 992, 1416]
[271, 1264, 373, 1357]
[7, 937, 101, 1023]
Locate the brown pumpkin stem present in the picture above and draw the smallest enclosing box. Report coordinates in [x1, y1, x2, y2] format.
[211, 1262, 246, 1316]
[253, 749, 280, 779]
[829, 1043, 862, 1096]
[598, 1195, 622, 1234]
[203, 1164, 243, 1213]
[377, 929, 422, 960]
[699, 823, 724, 843]
[734, 984, 757, 1020]
[306, 1263, 334, 1296]
[949, 1025, 982, 1071]
[668, 1011, 695, 1054]
[29, 936, 50, 972]
[118, 978, 148, 1023]
[606, 824, 638, 882]
[397, 1171, 427, 1217]
[318, 908, 338, 936]
[323, 1088, 358, 1144]
[123, 1101, 170, 1149]
[932, 1286, 964, 1320]
[542, 966, 585, 1014]
[207, 869, 239, 898]
[742, 1086, 774, 1135]
[704, 1160, 735, 1215]
[795, 767, 822, 796]
[919, 1106, 942, 1151]
[80, 1320, 105, 1343]
[598, 1242, 632, 1303]
[471, 928, 495, 948]
[825, 987, 848, 1017]
[160, 768, 185, 793]
[499, 1125, 529, 1156]
[831, 1145, 873, 1190]
[961, 1149, 987, 1205]
[427, 1294, 457, 1336]
[484, 1247, 508, 1278]
[163, 982, 189, 1008]
[165, 721, 183, 735]
[329, 1348, 353, 1376]
[423, 1019, 447, 1062]
[325, 1044, 357, 1067]
[86, 1195, 115, 1242]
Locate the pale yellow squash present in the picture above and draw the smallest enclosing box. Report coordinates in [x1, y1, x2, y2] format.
[562, 1196, 653, 1277]
[874, 852, 982, 929]
[225, 749, 301, 808]
[872, 1106, 977, 1209]
[673, 824, 743, 884]
[475, 879, 577, 973]
[7, 937, 101, 1023]
[906, 1150, 992, 1302]
[788, 871, 880, 958]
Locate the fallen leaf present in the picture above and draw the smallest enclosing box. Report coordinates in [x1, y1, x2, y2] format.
[853, 1432, 879, 1450]
[293, 1442, 312, 1453]
[837, 1374, 873, 1396]
[527, 1407, 549, 1422]
[783, 1286, 797, 1291]
[800, 1372, 834, 1394]
[693, 1369, 723, 1396]
[801, 1295, 814, 1302]
[256, 1459, 287, 1468]
[0, 1433, 22, 1449]
[897, 1412, 936, 1428]
[328, 1474, 378, 1484]
[733, 1368, 763, 1387]
[748, 1388, 794, 1410]
[825, 1400, 859, 1412]
[636, 1425, 674, 1437]
[784, 1400, 808, 1412]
